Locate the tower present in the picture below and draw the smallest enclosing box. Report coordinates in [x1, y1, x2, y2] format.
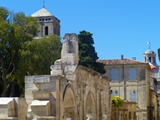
[143, 49, 156, 65]
[31, 6, 60, 39]
[143, 42, 156, 65]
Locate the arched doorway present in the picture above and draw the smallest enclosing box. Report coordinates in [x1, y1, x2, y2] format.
[86, 92, 96, 120]
[63, 86, 76, 120]
[45, 26, 48, 35]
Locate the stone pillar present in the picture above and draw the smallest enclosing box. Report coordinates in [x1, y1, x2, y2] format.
[79, 82, 87, 120]
[96, 88, 101, 120]
[96, 84, 99, 120]
[83, 82, 87, 120]
[56, 76, 60, 120]
[61, 33, 78, 65]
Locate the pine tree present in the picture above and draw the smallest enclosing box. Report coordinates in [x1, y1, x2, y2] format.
[78, 30, 105, 74]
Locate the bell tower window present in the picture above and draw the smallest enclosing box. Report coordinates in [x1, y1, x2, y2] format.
[45, 26, 48, 35]
[153, 57, 155, 63]
[149, 57, 151, 62]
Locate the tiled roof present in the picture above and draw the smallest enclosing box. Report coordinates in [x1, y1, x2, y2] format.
[31, 8, 53, 17]
[97, 58, 146, 65]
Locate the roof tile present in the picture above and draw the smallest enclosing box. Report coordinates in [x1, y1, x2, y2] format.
[31, 8, 53, 17]
[97, 58, 146, 65]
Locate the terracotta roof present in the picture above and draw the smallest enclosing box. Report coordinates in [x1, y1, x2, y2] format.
[97, 58, 146, 65]
[31, 8, 53, 17]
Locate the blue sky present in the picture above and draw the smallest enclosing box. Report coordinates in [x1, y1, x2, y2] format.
[1, 0, 160, 63]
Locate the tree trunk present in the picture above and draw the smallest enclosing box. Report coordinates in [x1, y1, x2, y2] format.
[10, 80, 15, 97]
[1, 70, 7, 97]
[1, 59, 9, 97]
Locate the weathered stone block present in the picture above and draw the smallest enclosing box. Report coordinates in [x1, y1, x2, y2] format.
[64, 65, 77, 81]
[50, 69, 63, 76]
[0, 98, 28, 120]
[31, 100, 51, 116]
[62, 54, 76, 65]
[17, 98, 28, 120]
[0, 98, 15, 118]
[32, 91, 50, 100]
[33, 76, 50, 83]
[61, 33, 78, 65]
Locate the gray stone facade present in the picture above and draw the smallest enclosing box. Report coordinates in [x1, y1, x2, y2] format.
[0, 33, 111, 120]
[31, 7, 60, 38]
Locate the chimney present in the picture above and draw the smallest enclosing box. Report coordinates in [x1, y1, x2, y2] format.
[121, 55, 124, 60]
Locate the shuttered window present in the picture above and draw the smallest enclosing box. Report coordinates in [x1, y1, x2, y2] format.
[129, 68, 136, 80]
[111, 91, 119, 96]
[111, 68, 118, 81]
[130, 91, 136, 102]
[129, 112, 131, 119]
[140, 68, 145, 80]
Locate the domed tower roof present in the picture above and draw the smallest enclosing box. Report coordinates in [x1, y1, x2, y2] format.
[144, 49, 155, 54]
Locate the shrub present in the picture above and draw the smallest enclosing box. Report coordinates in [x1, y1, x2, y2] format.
[111, 96, 124, 108]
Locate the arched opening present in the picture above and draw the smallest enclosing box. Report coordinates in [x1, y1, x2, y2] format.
[45, 26, 48, 35]
[63, 86, 76, 120]
[86, 92, 96, 120]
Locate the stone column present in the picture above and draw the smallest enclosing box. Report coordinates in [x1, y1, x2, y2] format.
[56, 76, 60, 120]
[80, 83, 83, 120]
[96, 88, 101, 120]
[95, 83, 99, 120]
[81, 82, 87, 120]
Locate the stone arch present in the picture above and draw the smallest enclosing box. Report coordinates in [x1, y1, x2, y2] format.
[63, 84, 76, 120]
[86, 91, 96, 120]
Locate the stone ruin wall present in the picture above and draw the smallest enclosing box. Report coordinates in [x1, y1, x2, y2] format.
[0, 33, 111, 120]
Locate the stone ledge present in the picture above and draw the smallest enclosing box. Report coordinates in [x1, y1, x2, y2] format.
[32, 91, 50, 100]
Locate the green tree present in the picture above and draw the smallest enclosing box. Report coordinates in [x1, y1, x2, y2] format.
[19, 35, 61, 75]
[17, 35, 61, 96]
[0, 7, 39, 96]
[78, 30, 105, 74]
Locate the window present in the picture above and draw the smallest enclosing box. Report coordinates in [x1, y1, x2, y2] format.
[157, 85, 160, 90]
[129, 68, 136, 80]
[129, 112, 131, 119]
[130, 91, 136, 102]
[153, 57, 155, 63]
[149, 57, 151, 62]
[134, 112, 136, 119]
[111, 91, 119, 96]
[140, 68, 145, 80]
[158, 72, 160, 78]
[111, 68, 118, 81]
[45, 26, 48, 35]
